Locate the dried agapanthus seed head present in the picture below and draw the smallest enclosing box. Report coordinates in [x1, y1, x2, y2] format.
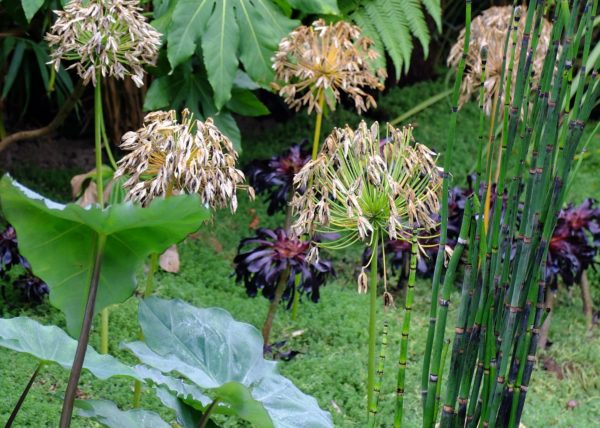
[447, 5, 551, 116]
[272, 19, 386, 114]
[114, 109, 252, 211]
[45, 0, 161, 87]
[291, 121, 442, 260]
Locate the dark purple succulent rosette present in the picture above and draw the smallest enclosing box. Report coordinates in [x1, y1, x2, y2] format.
[546, 199, 600, 289]
[234, 227, 334, 306]
[245, 143, 311, 215]
[0, 224, 49, 303]
[0, 225, 30, 274]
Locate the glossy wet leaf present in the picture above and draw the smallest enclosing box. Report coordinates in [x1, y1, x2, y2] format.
[124, 297, 333, 428]
[0, 317, 139, 380]
[76, 399, 170, 427]
[0, 175, 209, 335]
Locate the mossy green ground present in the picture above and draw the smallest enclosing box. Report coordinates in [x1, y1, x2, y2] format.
[1, 78, 599, 427]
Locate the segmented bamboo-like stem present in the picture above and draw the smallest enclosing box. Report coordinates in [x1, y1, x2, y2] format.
[421, 0, 472, 410]
[423, 1, 599, 426]
[394, 235, 418, 427]
[423, 200, 472, 426]
[369, 320, 389, 428]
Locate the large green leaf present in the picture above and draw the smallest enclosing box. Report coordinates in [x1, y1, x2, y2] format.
[76, 400, 171, 427]
[202, 0, 239, 109]
[166, 0, 298, 108]
[286, 0, 339, 14]
[0, 175, 209, 336]
[20, 0, 44, 22]
[123, 297, 333, 428]
[144, 65, 243, 151]
[0, 317, 139, 380]
[166, 0, 213, 69]
[226, 88, 270, 117]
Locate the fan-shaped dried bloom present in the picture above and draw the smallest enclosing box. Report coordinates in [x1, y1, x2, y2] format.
[291, 121, 442, 257]
[447, 6, 551, 116]
[45, 0, 161, 87]
[272, 19, 386, 114]
[114, 109, 252, 211]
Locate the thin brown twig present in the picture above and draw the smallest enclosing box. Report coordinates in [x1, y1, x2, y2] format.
[0, 80, 85, 152]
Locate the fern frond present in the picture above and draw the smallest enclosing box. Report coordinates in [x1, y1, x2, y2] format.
[364, 0, 412, 79]
[352, 8, 386, 74]
[420, 0, 442, 32]
[396, 0, 430, 58]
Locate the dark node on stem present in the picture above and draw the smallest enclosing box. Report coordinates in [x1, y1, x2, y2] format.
[443, 405, 456, 414]
[429, 374, 438, 382]
[439, 298, 450, 307]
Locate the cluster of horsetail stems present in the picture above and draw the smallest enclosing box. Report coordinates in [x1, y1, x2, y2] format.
[418, 1, 599, 427]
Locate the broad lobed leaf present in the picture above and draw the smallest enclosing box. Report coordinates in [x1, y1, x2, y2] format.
[0, 175, 209, 336]
[124, 297, 334, 428]
[0, 317, 139, 380]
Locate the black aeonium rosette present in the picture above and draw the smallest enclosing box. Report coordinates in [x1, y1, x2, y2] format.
[246, 143, 311, 215]
[0, 224, 49, 303]
[234, 228, 334, 306]
[547, 199, 600, 288]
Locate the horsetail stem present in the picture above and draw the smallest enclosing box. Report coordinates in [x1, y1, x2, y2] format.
[421, 1, 598, 427]
[369, 320, 389, 428]
[421, 0, 472, 409]
[394, 234, 418, 427]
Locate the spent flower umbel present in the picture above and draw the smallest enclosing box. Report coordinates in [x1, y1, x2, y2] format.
[291, 121, 442, 254]
[46, 0, 161, 87]
[447, 5, 551, 116]
[114, 109, 252, 210]
[272, 19, 386, 114]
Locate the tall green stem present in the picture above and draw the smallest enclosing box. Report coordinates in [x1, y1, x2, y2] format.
[94, 72, 104, 208]
[60, 233, 107, 428]
[421, 0, 472, 408]
[94, 72, 109, 355]
[394, 235, 418, 427]
[367, 230, 379, 417]
[311, 92, 326, 160]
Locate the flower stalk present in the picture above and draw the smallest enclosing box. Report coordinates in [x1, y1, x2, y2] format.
[60, 233, 106, 427]
[367, 229, 379, 416]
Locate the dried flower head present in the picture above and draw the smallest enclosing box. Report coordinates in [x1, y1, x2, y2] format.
[114, 109, 252, 211]
[447, 5, 551, 116]
[291, 121, 442, 258]
[45, 0, 161, 87]
[272, 19, 386, 114]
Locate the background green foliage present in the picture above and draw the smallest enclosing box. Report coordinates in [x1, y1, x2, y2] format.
[343, 0, 441, 78]
[1, 78, 598, 426]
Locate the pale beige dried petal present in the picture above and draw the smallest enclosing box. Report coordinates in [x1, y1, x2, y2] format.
[448, 5, 551, 117]
[291, 120, 442, 253]
[114, 109, 248, 210]
[272, 19, 385, 114]
[46, 0, 161, 87]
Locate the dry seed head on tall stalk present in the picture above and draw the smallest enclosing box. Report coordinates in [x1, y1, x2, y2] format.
[272, 19, 386, 114]
[45, 0, 161, 87]
[447, 5, 551, 116]
[114, 109, 253, 211]
[291, 121, 442, 261]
